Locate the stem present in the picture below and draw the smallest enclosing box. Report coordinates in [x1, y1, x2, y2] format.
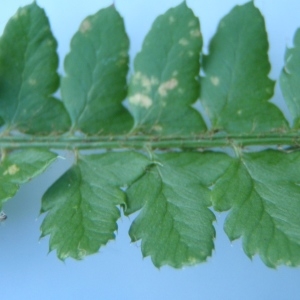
[0, 132, 299, 150]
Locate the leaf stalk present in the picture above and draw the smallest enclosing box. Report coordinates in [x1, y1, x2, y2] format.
[0, 132, 299, 150]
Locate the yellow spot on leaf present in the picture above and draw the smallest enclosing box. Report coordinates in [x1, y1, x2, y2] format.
[237, 110, 242, 115]
[190, 29, 201, 37]
[188, 51, 194, 57]
[80, 20, 92, 33]
[188, 20, 196, 27]
[169, 16, 175, 24]
[152, 125, 163, 132]
[179, 38, 189, 46]
[210, 76, 220, 86]
[187, 256, 198, 264]
[284, 66, 291, 75]
[78, 248, 87, 258]
[129, 94, 153, 108]
[119, 50, 127, 58]
[47, 39, 54, 46]
[19, 8, 28, 16]
[286, 54, 293, 63]
[3, 164, 20, 176]
[158, 78, 178, 96]
[132, 72, 159, 93]
[28, 78, 37, 86]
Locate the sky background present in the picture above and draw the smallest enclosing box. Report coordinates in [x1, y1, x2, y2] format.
[1, 1, 300, 299]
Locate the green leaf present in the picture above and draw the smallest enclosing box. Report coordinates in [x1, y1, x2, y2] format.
[0, 3, 70, 134]
[0, 0, 300, 270]
[280, 28, 300, 128]
[128, 2, 206, 135]
[0, 149, 56, 208]
[212, 150, 300, 267]
[61, 6, 133, 135]
[125, 152, 232, 268]
[40, 152, 149, 260]
[200, 2, 287, 133]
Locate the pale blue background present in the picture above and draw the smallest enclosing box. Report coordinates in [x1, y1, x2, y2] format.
[1, 1, 300, 299]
